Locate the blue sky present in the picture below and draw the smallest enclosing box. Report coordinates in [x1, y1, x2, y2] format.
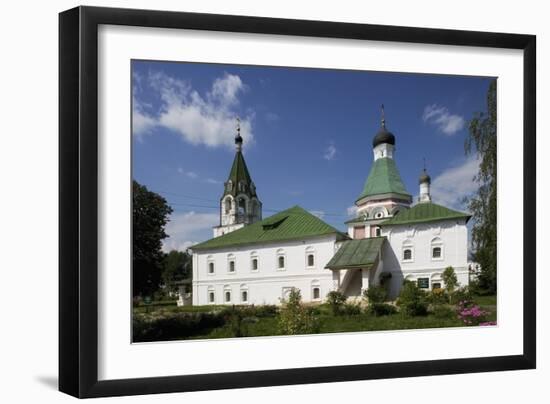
[132, 60, 492, 251]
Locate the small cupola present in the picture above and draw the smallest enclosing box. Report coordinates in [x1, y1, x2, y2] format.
[235, 117, 243, 152]
[372, 104, 396, 148]
[418, 160, 432, 203]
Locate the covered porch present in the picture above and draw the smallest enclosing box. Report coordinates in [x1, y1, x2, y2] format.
[325, 237, 385, 300]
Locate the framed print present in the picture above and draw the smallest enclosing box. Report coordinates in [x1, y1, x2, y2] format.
[59, 6, 536, 398]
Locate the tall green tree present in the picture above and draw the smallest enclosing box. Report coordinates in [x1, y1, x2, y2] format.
[133, 180, 173, 297]
[162, 250, 192, 293]
[465, 79, 497, 294]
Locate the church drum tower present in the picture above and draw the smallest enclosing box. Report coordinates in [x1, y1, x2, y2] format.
[213, 119, 262, 238]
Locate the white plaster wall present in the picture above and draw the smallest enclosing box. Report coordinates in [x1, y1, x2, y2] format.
[380, 218, 470, 298]
[192, 235, 338, 305]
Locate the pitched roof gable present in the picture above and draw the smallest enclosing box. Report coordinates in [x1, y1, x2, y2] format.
[325, 237, 385, 270]
[192, 205, 347, 251]
[381, 202, 471, 226]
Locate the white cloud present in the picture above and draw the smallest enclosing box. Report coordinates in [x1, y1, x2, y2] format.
[422, 104, 465, 135]
[162, 211, 219, 252]
[323, 143, 337, 161]
[430, 155, 480, 209]
[309, 210, 326, 219]
[347, 205, 358, 217]
[177, 168, 198, 179]
[132, 71, 254, 148]
[206, 178, 221, 185]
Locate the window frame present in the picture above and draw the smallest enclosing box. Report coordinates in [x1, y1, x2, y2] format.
[223, 285, 232, 303]
[276, 249, 286, 271]
[207, 286, 215, 304]
[250, 252, 259, 272]
[227, 254, 236, 274]
[402, 240, 414, 263]
[305, 247, 316, 269]
[430, 237, 444, 261]
[207, 256, 215, 275]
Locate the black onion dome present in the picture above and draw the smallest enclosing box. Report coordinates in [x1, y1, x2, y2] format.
[419, 169, 431, 184]
[235, 133, 243, 145]
[372, 126, 396, 148]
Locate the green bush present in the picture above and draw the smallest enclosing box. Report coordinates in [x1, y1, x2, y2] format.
[397, 281, 428, 316]
[133, 312, 225, 342]
[432, 305, 456, 319]
[341, 302, 362, 316]
[326, 291, 348, 316]
[427, 288, 448, 305]
[363, 285, 387, 304]
[368, 303, 397, 316]
[451, 286, 472, 305]
[278, 288, 320, 335]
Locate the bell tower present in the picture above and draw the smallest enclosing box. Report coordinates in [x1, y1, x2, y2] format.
[213, 118, 262, 238]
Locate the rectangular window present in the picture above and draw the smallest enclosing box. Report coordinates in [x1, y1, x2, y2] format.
[417, 278, 430, 289]
[225, 291, 231, 302]
[307, 254, 314, 267]
[251, 258, 258, 271]
[241, 291, 248, 303]
[208, 291, 215, 303]
[313, 287, 320, 300]
[432, 282, 442, 290]
[208, 262, 214, 274]
[353, 226, 365, 239]
[432, 247, 442, 258]
[278, 256, 285, 269]
[229, 260, 235, 272]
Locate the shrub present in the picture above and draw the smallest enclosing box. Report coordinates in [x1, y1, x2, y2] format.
[326, 291, 348, 316]
[341, 302, 362, 316]
[451, 286, 472, 305]
[133, 312, 225, 342]
[278, 288, 320, 335]
[456, 300, 490, 326]
[427, 287, 448, 305]
[432, 305, 455, 319]
[397, 280, 428, 316]
[368, 303, 397, 316]
[250, 304, 279, 318]
[442, 266, 458, 302]
[363, 285, 387, 304]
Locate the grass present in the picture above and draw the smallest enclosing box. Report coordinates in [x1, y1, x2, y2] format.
[133, 294, 497, 342]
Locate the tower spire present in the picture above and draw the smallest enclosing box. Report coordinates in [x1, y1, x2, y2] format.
[381, 104, 386, 128]
[235, 116, 243, 152]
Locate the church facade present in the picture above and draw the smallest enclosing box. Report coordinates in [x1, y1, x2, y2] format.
[188, 112, 470, 306]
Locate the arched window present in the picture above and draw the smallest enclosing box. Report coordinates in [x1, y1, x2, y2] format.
[224, 285, 231, 303]
[240, 284, 249, 303]
[402, 239, 414, 262]
[207, 255, 215, 274]
[237, 197, 246, 218]
[276, 249, 286, 270]
[305, 246, 315, 268]
[431, 237, 444, 260]
[224, 198, 232, 214]
[311, 280, 321, 301]
[227, 254, 236, 273]
[226, 180, 233, 192]
[207, 286, 215, 304]
[250, 252, 259, 271]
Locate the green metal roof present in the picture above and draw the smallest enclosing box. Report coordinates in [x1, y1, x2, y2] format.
[223, 151, 257, 198]
[325, 237, 385, 270]
[356, 157, 411, 202]
[381, 202, 471, 226]
[192, 206, 348, 251]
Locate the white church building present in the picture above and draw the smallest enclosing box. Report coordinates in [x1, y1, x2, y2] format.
[188, 111, 471, 306]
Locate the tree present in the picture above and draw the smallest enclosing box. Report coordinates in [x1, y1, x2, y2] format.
[278, 288, 319, 335]
[133, 180, 173, 297]
[442, 266, 458, 303]
[465, 79, 497, 294]
[162, 250, 192, 293]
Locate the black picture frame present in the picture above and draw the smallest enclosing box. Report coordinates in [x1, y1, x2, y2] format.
[59, 6, 536, 398]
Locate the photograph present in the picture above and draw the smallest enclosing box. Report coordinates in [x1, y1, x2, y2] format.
[131, 60, 497, 342]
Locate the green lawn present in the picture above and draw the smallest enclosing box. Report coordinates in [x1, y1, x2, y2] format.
[133, 295, 497, 342]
